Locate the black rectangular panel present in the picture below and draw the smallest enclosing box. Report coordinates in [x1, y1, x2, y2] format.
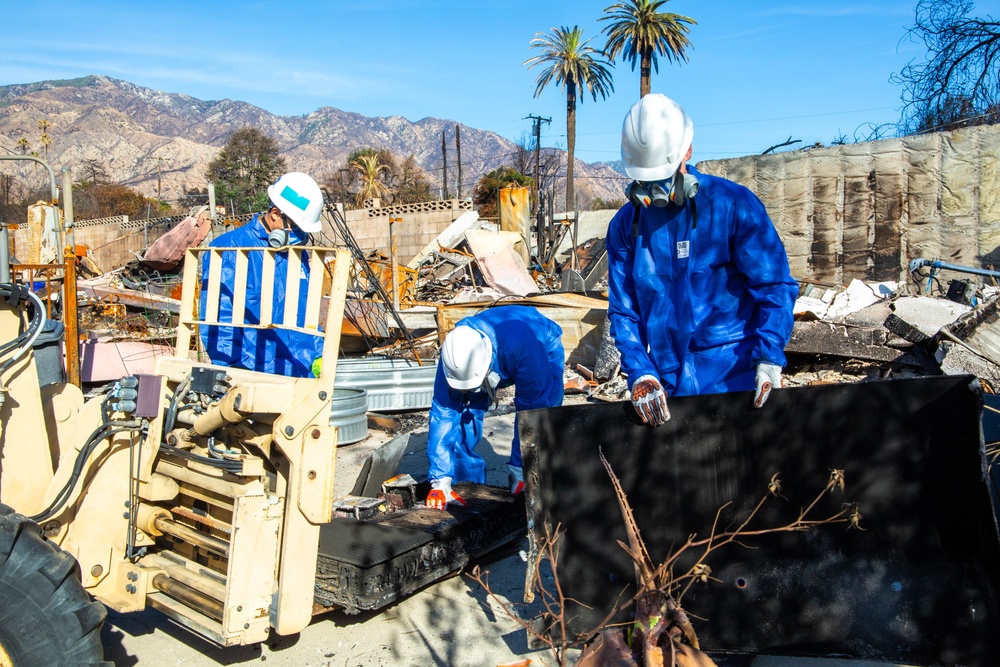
[520, 376, 1000, 665]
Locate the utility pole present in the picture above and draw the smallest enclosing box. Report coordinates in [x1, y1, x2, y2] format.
[525, 114, 551, 259]
[524, 114, 551, 216]
[156, 156, 162, 213]
[441, 130, 449, 200]
[455, 125, 462, 200]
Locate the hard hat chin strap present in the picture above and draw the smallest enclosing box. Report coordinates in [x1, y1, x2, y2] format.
[482, 370, 500, 408]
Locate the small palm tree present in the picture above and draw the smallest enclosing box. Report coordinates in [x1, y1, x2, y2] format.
[601, 0, 696, 98]
[525, 26, 614, 211]
[15, 138, 29, 155]
[39, 133, 52, 161]
[350, 154, 390, 206]
[37, 119, 53, 161]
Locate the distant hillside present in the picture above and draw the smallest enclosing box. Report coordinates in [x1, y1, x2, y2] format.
[0, 75, 625, 211]
[597, 159, 627, 177]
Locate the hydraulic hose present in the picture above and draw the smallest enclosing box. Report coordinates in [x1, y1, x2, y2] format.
[0, 284, 45, 359]
[30, 420, 142, 522]
[0, 286, 46, 406]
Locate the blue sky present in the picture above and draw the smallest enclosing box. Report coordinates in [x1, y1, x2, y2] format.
[1, 1, 927, 165]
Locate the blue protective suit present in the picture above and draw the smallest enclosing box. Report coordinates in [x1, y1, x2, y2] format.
[199, 215, 324, 377]
[427, 306, 564, 483]
[606, 165, 798, 397]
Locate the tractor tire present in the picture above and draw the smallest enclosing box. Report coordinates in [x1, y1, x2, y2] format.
[0, 504, 109, 667]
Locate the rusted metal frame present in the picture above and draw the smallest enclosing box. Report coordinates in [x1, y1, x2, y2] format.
[63, 252, 80, 386]
[10, 263, 60, 318]
[8, 259, 80, 386]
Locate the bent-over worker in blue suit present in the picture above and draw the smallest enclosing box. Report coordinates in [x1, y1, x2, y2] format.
[426, 306, 564, 509]
[607, 94, 798, 426]
[199, 172, 325, 377]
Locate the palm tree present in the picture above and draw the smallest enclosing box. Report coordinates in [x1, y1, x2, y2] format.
[600, 0, 696, 98]
[525, 25, 614, 211]
[15, 138, 29, 155]
[350, 153, 390, 206]
[37, 119, 52, 161]
[39, 133, 52, 161]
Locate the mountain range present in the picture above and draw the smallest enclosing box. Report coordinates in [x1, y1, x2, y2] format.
[0, 75, 626, 212]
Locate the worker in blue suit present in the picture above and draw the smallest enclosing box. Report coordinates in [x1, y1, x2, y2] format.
[425, 306, 564, 509]
[607, 94, 798, 426]
[200, 172, 325, 377]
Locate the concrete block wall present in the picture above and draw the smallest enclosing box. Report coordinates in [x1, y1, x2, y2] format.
[9, 199, 473, 273]
[328, 199, 474, 263]
[697, 124, 1000, 285]
[11, 214, 176, 271]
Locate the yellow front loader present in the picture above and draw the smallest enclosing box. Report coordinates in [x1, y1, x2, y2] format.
[0, 246, 352, 664]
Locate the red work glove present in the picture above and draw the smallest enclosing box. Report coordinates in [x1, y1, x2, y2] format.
[425, 477, 466, 510]
[508, 464, 524, 496]
[630, 374, 670, 426]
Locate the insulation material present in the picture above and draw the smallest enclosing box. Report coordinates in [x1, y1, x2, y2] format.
[698, 124, 1000, 284]
[780, 152, 812, 278]
[26, 202, 60, 264]
[980, 133, 1000, 264]
[464, 228, 536, 296]
[841, 144, 875, 280]
[810, 168, 841, 284]
[499, 186, 531, 266]
[872, 145, 904, 281]
[941, 130, 981, 269]
[905, 132, 942, 262]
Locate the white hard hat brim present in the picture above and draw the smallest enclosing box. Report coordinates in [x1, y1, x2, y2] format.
[444, 372, 486, 391]
[625, 161, 681, 182]
[291, 215, 323, 233]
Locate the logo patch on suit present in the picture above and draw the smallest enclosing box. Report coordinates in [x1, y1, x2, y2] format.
[677, 240, 690, 259]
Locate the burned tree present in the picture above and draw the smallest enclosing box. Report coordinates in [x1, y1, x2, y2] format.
[471, 456, 860, 667]
[894, 0, 1000, 133]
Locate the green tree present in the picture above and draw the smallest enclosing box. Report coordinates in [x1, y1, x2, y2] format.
[893, 0, 1000, 133]
[600, 0, 696, 98]
[394, 154, 433, 204]
[589, 196, 626, 211]
[15, 138, 29, 155]
[73, 183, 157, 221]
[206, 127, 287, 213]
[473, 166, 534, 218]
[525, 26, 614, 211]
[349, 153, 390, 206]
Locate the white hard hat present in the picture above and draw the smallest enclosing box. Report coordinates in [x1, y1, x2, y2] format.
[621, 94, 694, 182]
[267, 172, 323, 233]
[441, 326, 493, 391]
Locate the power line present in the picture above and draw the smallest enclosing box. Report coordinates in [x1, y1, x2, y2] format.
[552, 105, 902, 139]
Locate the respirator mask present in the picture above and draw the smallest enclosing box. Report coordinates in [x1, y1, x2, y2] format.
[626, 171, 699, 210]
[267, 212, 309, 248]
